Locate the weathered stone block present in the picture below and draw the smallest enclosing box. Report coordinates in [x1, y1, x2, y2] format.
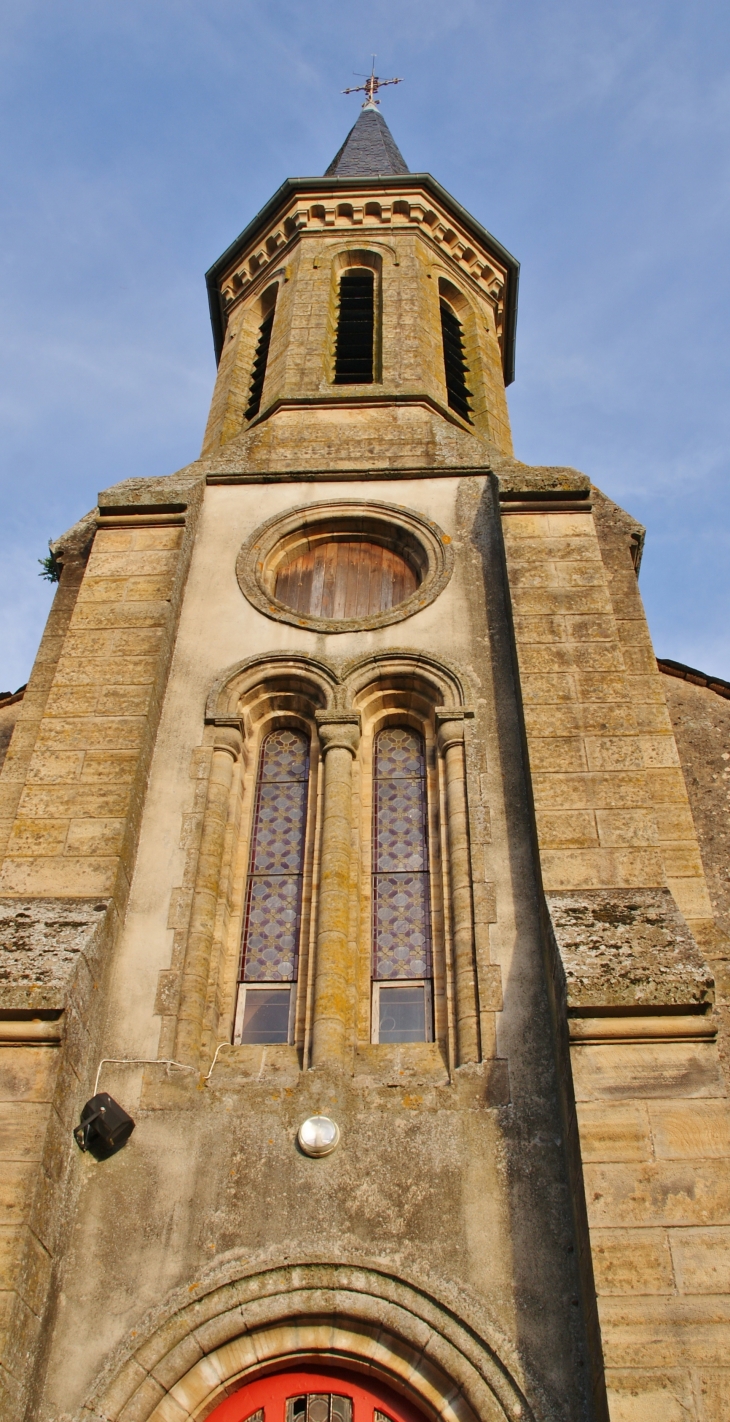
[576, 1101, 651, 1161]
[80, 751, 138, 783]
[589, 1226, 674, 1294]
[546, 888, 712, 1011]
[594, 810, 658, 847]
[668, 877, 714, 921]
[0, 1164, 35, 1226]
[0, 1105, 50, 1162]
[572, 1042, 726, 1101]
[18, 785, 131, 820]
[652, 805, 698, 841]
[65, 818, 126, 857]
[0, 1049, 58, 1105]
[87, 550, 179, 578]
[661, 845, 705, 879]
[604, 1369, 696, 1422]
[536, 809, 598, 848]
[524, 703, 638, 736]
[73, 601, 170, 631]
[532, 771, 647, 809]
[584, 1159, 730, 1228]
[25, 751, 85, 784]
[670, 1226, 730, 1294]
[526, 737, 587, 771]
[540, 847, 665, 891]
[124, 575, 176, 602]
[649, 1101, 730, 1159]
[598, 1294, 730, 1366]
[5, 820, 68, 857]
[584, 738, 645, 771]
[520, 673, 577, 704]
[699, 1368, 730, 1420]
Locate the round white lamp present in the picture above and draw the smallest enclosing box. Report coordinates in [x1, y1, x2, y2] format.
[297, 1115, 340, 1157]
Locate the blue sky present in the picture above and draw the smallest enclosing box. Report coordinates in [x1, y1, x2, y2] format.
[1, 0, 729, 689]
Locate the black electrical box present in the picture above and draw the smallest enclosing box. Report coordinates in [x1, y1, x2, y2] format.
[74, 1092, 135, 1156]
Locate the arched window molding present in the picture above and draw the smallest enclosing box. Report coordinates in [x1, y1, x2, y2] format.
[234, 726, 313, 1045]
[436, 275, 493, 439]
[169, 651, 497, 1075]
[245, 282, 279, 419]
[202, 280, 283, 452]
[352, 691, 448, 1059]
[371, 724, 434, 1045]
[217, 707, 322, 1060]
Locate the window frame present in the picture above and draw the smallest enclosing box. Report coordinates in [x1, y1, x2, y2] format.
[329, 250, 383, 386]
[371, 980, 433, 1045]
[232, 720, 319, 1049]
[233, 981, 297, 1047]
[368, 722, 438, 1047]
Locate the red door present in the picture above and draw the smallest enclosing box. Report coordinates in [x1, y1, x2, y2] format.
[205, 1366, 428, 1422]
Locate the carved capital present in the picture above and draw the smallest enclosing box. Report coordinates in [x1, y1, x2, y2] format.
[435, 707, 474, 756]
[315, 712, 361, 757]
[212, 721, 243, 762]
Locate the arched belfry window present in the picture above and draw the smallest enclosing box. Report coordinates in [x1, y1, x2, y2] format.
[245, 288, 278, 420]
[371, 727, 433, 1043]
[439, 298, 472, 422]
[334, 269, 374, 384]
[234, 728, 309, 1044]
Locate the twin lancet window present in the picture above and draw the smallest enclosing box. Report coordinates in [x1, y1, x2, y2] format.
[243, 272, 475, 421]
[235, 725, 433, 1046]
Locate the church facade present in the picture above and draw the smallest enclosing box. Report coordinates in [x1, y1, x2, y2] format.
[0, 103, 728, 1422]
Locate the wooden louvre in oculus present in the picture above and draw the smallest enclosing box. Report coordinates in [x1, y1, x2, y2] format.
[275, 538, 418, 620]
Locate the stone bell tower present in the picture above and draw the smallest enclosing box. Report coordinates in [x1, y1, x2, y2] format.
[0, 91, 728, 1422]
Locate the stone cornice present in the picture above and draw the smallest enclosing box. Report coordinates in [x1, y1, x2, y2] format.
[205, 173, 519, 383]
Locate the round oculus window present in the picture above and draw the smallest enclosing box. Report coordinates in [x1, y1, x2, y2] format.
[275, 536, 419, 620]
[236, 501, 454, 632]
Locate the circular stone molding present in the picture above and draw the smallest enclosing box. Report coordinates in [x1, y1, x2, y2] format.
[236, 500, 455, 633]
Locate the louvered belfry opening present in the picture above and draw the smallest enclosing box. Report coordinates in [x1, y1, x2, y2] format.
[334, 270, 374, 383]
[439, 299, 473, 422]
[245, 305, 276, 420]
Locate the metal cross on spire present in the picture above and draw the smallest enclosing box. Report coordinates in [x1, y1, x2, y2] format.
[342, 57, 403, 110]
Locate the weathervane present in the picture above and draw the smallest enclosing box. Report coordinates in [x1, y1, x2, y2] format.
[343, 56, 403, 110]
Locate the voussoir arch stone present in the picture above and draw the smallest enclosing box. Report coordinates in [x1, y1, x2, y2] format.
[81, 1263, 538, 1422]
[341, 649, 468, 711]
[206, 653, 339, 722]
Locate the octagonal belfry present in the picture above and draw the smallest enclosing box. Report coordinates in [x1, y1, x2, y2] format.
[201, 105, 518, 466]
[0, 96, 728, 1422]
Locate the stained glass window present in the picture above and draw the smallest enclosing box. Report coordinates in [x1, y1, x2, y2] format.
[372, 727, 432, 983]
[240, 729, 309, 985]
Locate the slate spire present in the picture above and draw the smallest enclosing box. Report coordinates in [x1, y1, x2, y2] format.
[325, 108, 409, 178]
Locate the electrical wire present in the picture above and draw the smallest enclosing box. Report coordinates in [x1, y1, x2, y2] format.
[93, 1057, 196, 1097]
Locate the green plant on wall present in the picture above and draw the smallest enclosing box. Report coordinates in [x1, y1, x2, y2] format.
[38, 541, 61, 583]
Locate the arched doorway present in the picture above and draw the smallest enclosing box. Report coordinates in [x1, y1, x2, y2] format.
[206, 1366, 429, 1422]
